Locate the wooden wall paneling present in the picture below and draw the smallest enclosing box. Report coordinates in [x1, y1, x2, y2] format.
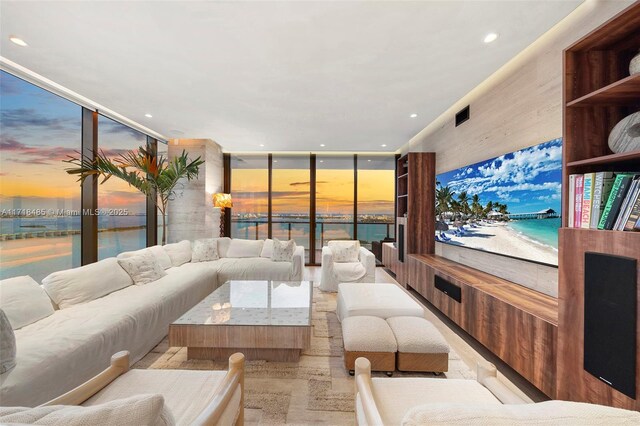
[557, 229, 640, 409]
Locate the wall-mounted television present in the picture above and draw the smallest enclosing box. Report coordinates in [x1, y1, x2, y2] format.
[435, 138, 562, 266]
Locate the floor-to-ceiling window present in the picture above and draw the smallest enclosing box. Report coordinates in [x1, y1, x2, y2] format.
[230, 155, 269, 240]
[315, 155, 355, 257]
[357, 155, 396, 250]
[97, 116, 147, 259]
[0, 71, 82, 282]
[272, 155, 311, 261]
[229, 153, 395, 264]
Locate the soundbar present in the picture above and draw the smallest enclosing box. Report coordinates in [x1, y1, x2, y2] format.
[435, 275, 462, 303]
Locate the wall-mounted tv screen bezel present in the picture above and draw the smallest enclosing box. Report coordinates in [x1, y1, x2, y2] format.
[435, 138, 562, 267]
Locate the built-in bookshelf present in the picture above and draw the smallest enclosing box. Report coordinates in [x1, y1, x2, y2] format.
[558, 2, 640, 410]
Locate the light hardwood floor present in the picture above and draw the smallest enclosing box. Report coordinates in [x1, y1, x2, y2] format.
[304, 266, 548, 403]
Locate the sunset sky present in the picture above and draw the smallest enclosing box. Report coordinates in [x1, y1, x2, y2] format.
[1, 71, 155, 215]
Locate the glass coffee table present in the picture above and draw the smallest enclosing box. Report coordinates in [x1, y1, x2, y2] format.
[169, 280, 313, 361]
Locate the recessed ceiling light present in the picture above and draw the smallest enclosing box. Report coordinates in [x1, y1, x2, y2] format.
[368, 159, 372, 162]
[484, 33, 499, 43]
[320, 144, 326, 147]
[273, 160, 278, 163]
[410, 113, 418, 118]
[9, 36, 28, 47]
[319, 160, 324, 163]
[259, 144, 265, 147]
[144, 113, 153, 118]
[381, 144, 387, 147]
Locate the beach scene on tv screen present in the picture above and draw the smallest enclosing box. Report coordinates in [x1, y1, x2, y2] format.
[435, 138, 562, 266]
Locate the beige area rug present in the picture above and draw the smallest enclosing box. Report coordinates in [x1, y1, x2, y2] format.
[134, 285, 475, 425]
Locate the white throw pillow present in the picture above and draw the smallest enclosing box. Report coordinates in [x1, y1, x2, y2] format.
[42, 258, 133, 309]
[192, 238, 219, 262]
[0, 394, 175, 426]
[217, 237, 232, 258]
[0, 276, 55, 329]
[117, 252, 167, 285]
[261, 239, 274, 258]
[0, 310, 16, 374]
[401, 401, 640, 426]
[163, 240, 192, 266]
[226, 239, 264, 258]
[117, 246, 172, 270]
[271, 238, 296, 262]
[328, 240, 360, 263]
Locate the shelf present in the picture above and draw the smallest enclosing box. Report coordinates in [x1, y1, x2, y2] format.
[566, 149, 640, 167]
[397, 173, 408, 179]
[397, 194, 408, 198]
[566, 74, 640, 107]
[560, 227, 640, 235]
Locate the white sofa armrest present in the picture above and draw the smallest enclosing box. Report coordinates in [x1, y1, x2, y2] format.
[359, 247, 376, 282]
[291, 245, 305, 281]
[322, 245, 334, 265]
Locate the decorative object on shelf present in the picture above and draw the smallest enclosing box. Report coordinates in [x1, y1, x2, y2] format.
[608, 112, 640, 154]
[65, 146, 204, 245]
[213, 193, 233, 237]
[630, 50, 640, 75]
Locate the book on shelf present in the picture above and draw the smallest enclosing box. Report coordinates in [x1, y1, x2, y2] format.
[573, 174, 584, 228]
[568, 172, 639, 232]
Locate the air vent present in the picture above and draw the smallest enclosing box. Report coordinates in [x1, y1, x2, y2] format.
[455, 105, 470, 127]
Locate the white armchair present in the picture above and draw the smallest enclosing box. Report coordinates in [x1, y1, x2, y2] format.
[320, 241, 376, 292]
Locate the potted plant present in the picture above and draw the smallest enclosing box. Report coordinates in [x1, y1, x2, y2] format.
[65, 145, 204, 245]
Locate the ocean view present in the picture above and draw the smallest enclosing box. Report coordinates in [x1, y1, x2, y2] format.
[507, 217, 561, 250]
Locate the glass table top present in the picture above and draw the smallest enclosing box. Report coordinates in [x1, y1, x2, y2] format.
[173, 280, 313, 327]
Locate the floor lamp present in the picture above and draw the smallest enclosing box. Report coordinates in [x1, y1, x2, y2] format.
[213, 193, 233, 237]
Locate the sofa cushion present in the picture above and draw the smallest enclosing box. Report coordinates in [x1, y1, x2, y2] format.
[117, 246, 172, 270]
[192, 239, 219, 262]
[226, 239, 264, 258]
[0, 310, 16, 374]
[84, 369, 234, 426]
[333, 262, 367, 282]
[0, 276, 55, 329]
[209, 257, 294, 285]
[261, 239, 273, 258]
[117, 252, 167, 285]
[271, 238, 296, 262]
[366, 378, 501, 426]
[401, 401, 640, 426]
[42, 258, 133, 309]
[328, 240, 360, 262]
[0, 394, 174, 426]
[163, 240, 192, 267]
[337, 283, 424, 322]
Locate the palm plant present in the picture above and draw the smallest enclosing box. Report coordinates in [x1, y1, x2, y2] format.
[65, 145, 204, 245]
[457, 191, 470, 217]
[471, 194, 482, 219]
[435, 185, 455, 220]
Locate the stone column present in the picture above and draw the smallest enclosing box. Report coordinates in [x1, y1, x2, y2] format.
[166, 139, 223, 243]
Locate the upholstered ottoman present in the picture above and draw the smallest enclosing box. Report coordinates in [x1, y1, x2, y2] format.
[342, 316, 397, 375]
[386, 316, 449, 373]
[337, 283, 425, 322]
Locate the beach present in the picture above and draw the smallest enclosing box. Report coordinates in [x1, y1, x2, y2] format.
[440, 221, 558, 266]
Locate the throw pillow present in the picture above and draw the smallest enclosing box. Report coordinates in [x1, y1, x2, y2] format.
[117, 246, 172, 270]
[0, 275, 55, 329]
[163, 240, 192, 266]
[0, 394, 175, 426]
[261, 239, 274, 258]
[117, 252, 167, 285]
[0, 310, 16, 374]
[42, 258, 133, 309]
[192, 238, 219, 262]
[271, 238, 296, 262]
[226, 239, 264, 258]
[328, 240, 360, 263]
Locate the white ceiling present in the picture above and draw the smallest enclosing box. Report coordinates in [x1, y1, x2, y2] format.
[0, 1, 583, 152]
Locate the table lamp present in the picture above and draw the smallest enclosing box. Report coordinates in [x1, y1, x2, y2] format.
[213, 193, 233, 237]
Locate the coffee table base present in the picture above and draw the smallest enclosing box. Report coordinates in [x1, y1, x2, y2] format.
[188, 347, 303, 362]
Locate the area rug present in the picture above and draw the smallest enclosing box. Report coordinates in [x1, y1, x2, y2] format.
[134, 285, 475, 425]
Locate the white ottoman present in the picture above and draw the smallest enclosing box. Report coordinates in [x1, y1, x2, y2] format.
[387, 316, 450, 373]
[342, 316, 397, 374]
[337, 283, 425, 322]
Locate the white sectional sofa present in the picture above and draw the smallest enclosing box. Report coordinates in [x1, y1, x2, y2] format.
[0, 237, 304, 407]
